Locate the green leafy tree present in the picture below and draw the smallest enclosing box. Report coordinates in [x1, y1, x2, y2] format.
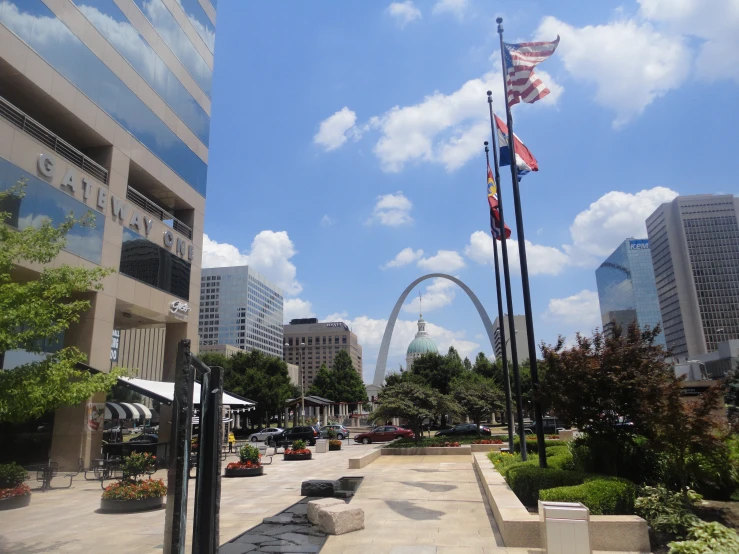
[307, 351, 366, 411]
[307, 363, 333, 398]
[409, 347, 465, 394]
[0, 182, 121, 423]
[451, 374, 502, 434]
[370, 382, 460, 442]
[725, 365, 739, 433]
[463, 357, 472, 371]
[198, 352, 230, 370]
[472, 352, 498, 381]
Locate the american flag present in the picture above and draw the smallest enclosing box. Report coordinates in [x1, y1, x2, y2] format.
[503, 36, 559, 107]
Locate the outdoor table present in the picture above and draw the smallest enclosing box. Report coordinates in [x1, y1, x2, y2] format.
[35, 462, 58, 491]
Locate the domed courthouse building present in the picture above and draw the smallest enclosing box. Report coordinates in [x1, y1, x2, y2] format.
[406, 314, 438, 370]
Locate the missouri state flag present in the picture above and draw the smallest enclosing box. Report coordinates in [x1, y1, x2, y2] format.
[496, 114, 538, 177]
[487, 164, 511, 240]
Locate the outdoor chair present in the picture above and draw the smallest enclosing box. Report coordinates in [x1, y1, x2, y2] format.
[35, 461, 73, 491]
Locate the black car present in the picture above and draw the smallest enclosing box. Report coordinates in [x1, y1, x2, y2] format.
[272, 426, 319, 446]
[517, 416, 562, 435]
[435, 423, 491, 437]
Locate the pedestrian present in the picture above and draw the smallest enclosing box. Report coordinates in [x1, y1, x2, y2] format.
[228, 431, 236, 453]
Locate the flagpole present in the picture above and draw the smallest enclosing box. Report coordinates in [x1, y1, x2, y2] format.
[496, 17, 547, 468]
[484, 141, 514, 453]
[486, 92, 527, 461]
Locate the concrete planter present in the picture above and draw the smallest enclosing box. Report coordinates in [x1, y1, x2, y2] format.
[225, 466, 263, 477]
[381, 446, 472, 456]
[99, 496, 165, 513]
[328, 444, 342, 451]
[284, 452, 312, 461]
[0, 494, 31, 511]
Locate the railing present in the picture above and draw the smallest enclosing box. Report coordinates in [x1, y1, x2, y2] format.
[0, 95, 109, 185]
[126, 186, 193, 240]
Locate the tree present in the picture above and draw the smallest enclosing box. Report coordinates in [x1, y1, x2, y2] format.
[463, 357, 472, 371]
[472, 352, 497, 381]
[198, 352, 230, 370]
[725, 365, 739, 433]
[0, 182, 121, 423]
[451, 374, 502, 435]
[409, 347, 465, 394]
[307, 363, 333, 398]
[308, 351, 367, 410]
[370, 382, 459, 442]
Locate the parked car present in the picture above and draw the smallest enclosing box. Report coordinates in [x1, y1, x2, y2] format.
[319, 425, 349, 440]
[248, 427, 284, 442]
[276, 425, 320, 446]
[435, 423, 491, 437]
[353, 426, 414, 444]
[517, 416, 562, 435]
[128, 433, 158, 444]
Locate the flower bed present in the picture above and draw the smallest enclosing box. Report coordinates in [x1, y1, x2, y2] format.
[284, 440, 312, 461]
[328, 440, 342, 451]
[100, 453, 166, 513]
[386, 434, 506, 448]
[226, 445, 264, 476]
[472, 439, 503, 445]
[0, 463, 30, 511]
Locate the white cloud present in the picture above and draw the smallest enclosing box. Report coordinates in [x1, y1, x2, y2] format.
[386, 1, 422, 28]
[417, 250, 466, 272]
[402, 278, 456, 314]
[536, 16, 691, 127]
[284, 298, 315, 322]
[566, 186, 678, 263]
[382, 247, 424, 269]
[432, 0, 468, 19]
[324, 312, 483, 381]
[543, 289, 601, 329]
[464, 232, 569, 276]
[368, 192, 414, 226]
[202, 231, 303, 295]
[639, 0, 739, 84]
[313, 107, 358, 151]
[320, 215, 333, 227]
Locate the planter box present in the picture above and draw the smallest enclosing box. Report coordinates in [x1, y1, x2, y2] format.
[0, 494, 31, 511]
[100, 496, 165, 513]
[225, 466, 264, 477]
[381, 446, 472, 456]
[329, 444, 342, 451]
[284, 452, 312, 461]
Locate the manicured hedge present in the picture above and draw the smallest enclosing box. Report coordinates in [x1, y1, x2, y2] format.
[538, 477, 637, 515]
[513, 437, 562, 454]
[546, 445, 575, 471]
[505, 465, 586, 506]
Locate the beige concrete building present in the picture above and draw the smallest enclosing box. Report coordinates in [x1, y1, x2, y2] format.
[492, 314, 529, 366]
[283, 319, 363, 389]
[0, 0, 216, 467]
[198, 343, 243, 359]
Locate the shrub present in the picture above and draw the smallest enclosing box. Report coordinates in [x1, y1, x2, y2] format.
[292, 439, 307, 451]
[505, 465, 586, 506]
[570, 436, 661, 484]
[329, 439, 342, 447]
[0, 463, 28, 489]
[635, 485, 702, 537]
[326, 428, 337, 439]
[121, 452, 156, 481]
[487, 451, 522, 472]
[238, 445, 260, 465]
[668, 520, 739, 554]
[545, 445, 575, 471]
[539, 477, 637, 515]
[513, 437, 561, 454]
[102, 478, 167, 500]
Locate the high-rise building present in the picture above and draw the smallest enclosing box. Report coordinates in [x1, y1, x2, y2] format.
[0, 0, 216, 467]
[283, 319, 363, 389]
[595, 238, 665, 345]
[199, 266, 284, 358]
[493, 315, 529, 366]
[647, 195, 739, 359]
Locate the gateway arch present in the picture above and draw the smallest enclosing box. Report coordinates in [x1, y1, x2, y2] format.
[372, 273, 497, 386]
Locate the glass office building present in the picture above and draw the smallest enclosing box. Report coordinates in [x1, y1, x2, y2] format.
[595, 239, 665, 346]
[199, 266, 285, 358]
[0, 0, 216, 467]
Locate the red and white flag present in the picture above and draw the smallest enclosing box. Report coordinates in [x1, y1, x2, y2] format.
[503, 37, 559, 107]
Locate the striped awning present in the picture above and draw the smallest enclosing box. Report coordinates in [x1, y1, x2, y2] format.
[192, 417, 233, 425]
[105, 402, 153, 420]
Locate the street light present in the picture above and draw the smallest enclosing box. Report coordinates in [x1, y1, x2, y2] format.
[687, 360, 709, 380]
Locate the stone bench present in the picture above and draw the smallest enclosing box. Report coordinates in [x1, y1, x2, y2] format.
[307, 498, 364, 535]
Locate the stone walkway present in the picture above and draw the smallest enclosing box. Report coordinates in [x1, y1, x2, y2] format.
[0, 442, 375, 553]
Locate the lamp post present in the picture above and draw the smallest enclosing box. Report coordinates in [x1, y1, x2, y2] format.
[300, 341, 306, 425]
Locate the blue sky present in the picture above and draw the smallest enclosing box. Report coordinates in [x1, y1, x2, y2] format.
[203, 0, 739, 382]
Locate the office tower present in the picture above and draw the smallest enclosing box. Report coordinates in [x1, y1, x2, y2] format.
[647, 195, 739, 358]
[0, 0, 216, 467]
[595, 238, 665, 345]
[493, 314, 529, 366]
[199, 266, 284, 358]
[283, 319, 363, 388]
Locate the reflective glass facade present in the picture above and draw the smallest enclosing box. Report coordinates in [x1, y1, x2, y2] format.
[199, 266, 284, 357]
[120, 228, 191, 299]
[131, 0, 212, 96]
[0, 156, 104, 264]
[596, 239, 665, 346]
[176, 0, 214, 53]
[0, 0, 208, 196]
[73, 0, 210, 146]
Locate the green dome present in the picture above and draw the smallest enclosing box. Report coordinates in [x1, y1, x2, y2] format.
[407, 336, 438, 355]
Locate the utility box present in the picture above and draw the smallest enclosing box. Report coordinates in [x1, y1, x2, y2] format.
[315, 439, 328, 453]
[539, 501, 591, 554]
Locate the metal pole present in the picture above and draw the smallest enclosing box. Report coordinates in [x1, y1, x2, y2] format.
[487, 92, 528, 460]
[496, 17, 547, 467]
[163, 339, 194, 554]
[484, 141, 515, 453]
[301, 343, 306, 425]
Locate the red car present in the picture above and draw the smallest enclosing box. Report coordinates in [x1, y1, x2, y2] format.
[354, 425, 414, 444]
